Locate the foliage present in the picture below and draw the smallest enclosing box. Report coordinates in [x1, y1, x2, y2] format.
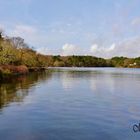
[45, 55, 140, 68]
[0, 31, 140, 68]
[0, 34, 47, 67]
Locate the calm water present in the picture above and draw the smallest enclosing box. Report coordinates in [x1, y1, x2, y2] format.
[0, 68, 140, 140]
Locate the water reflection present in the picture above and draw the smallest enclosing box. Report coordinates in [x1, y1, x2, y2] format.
[0, 68, 140, 140]
[51, 68, 140, 92]
[0, 71, 52, 110]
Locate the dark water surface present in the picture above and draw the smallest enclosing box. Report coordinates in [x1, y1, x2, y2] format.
[0, 68, 140, 140]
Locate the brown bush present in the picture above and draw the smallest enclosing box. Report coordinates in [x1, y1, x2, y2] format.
[0, 65, 28, 75]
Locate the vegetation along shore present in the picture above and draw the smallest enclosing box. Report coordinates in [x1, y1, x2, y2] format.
[0, 30, 140, 79]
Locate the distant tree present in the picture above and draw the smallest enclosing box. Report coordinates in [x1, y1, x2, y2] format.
[10, 37, 29, 64]
[111, 57, 128, 67]
[135, 57, 140, 67]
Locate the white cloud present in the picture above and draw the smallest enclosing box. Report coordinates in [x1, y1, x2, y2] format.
[90, 43, 116, 58]
[36, 47, 49, 55]
[114, 36, 140, 57]
[90, 37, 140, 58]
[8, 24, 38, 41]
[8, 24, 49, 48]
[131, 17, 140, 26]
[12, 25, 37, 35]
[108, 43, 116, 51]
[36, 38, 140, 58]
[15, 25, 37, 33]
[90, 44, 98, 53]
[36, 47, 61, 55]
[62, 43, 80, 56]
[2, 23, 140, 58]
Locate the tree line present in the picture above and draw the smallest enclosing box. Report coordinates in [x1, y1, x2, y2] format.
[45, 55, 140, 68]
[0, 31, 47, 67]
[0, 31, 140, 69]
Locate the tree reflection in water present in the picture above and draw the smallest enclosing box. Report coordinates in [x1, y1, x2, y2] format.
[0, 71, 52, 109]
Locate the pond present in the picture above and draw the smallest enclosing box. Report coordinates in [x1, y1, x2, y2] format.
[0, 68, 140, 140]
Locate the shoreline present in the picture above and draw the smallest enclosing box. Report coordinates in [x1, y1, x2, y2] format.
[0, 65, 140, 80]
[0, 65, 47, 80]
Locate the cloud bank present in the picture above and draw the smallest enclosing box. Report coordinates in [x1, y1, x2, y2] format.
[59, 36, 140, 58]
[62, 44, 80, 56]
[1, 23, 140, 58]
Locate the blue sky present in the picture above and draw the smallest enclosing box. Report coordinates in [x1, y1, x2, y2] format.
[0, 0, 140, 57]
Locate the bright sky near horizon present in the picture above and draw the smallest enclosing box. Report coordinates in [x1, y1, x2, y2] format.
[0, 0, 140, 58]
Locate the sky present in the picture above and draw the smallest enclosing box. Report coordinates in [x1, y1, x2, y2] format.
[0, 0, 140, 58]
